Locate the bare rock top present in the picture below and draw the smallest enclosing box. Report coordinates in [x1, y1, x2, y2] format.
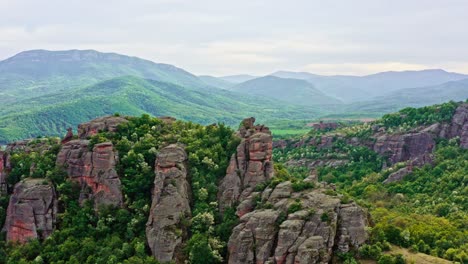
[78, 116, 128, 139]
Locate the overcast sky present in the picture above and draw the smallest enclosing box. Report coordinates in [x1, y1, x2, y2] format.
[1, 0, 467, 76]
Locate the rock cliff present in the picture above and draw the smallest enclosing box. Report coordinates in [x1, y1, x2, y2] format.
[2, 178, 57, 243]
[227, 180, 368, 264]
[56, 140, 122, 207]
[146, 144, 191, 263]
[0, 151, 7, 195]
[218, 117, 274, 213]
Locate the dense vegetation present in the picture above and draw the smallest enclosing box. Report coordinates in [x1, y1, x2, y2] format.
[0, 115, 241, 263]
[0, 76, 324, 143]
[273, 102, 468, 263]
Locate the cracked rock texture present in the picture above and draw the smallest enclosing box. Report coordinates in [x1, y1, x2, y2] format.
[56, 140, 122, 207]
[2, 178, 57, 243]
[218, 117, 274, 214]
[227, 181, 368, 264]
[146, 144, 191, 263]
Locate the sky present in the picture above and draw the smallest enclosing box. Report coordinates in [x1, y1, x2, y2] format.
[1, 0, 468, 76]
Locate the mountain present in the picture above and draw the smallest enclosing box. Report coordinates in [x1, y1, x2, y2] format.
[219, 74, 258, 83]
[271, 69, 468, 102]
[230, 75, 342, 106]
[198, 75, 235, 89]
[0, 49, 208, 103]
[346, 78, 468, 114]
[0, 76, 323, 143]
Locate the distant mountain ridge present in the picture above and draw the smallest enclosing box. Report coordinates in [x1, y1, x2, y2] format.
[230, 75, 342, 106]
[0, 49, 208, 103]
[271, 69, 468, 102]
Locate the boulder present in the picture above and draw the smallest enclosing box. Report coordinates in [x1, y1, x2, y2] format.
[2, 178, 57, 243]
[56, 140, 122, 207]
[218, 117, 274, 214]
[146, 144, 191, 263]
[78, 116, 128, 139]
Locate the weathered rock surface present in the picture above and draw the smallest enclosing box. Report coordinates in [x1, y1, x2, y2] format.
[373, 132, 435, 165]
[56, 140, 122, 207]
[78, 116, 128, 139]
[448, 103, 468, 148]
[218, 117, 274, 213]
[146, 144, 191, 263]
[2, 178, 57, 243]
[227, 181, 369, 264]
[0, 151, 7, 195]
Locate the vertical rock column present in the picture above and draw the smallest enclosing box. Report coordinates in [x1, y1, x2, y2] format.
[218, 117, 274, 215]
[0, 151, 7, 196]
[146, 144, 191, 263]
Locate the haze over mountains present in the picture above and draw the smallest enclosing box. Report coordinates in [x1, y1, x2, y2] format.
[0, 49, 467, 142]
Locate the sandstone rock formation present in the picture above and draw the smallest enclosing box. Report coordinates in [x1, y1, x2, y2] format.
[218, 117, 274, 213]
[146, 144, 191, 263]
[227, 181, 368, 264]
[373, 132, 435, 165]
[56, 140, 122, 207]
[61, 127, 74, 144]
[2, 178, 57, 243]
[78, 116, 128, 139]
[0, 151, 7, 195]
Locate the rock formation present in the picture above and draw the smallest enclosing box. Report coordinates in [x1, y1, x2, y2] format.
[373, 132, 435, 165]
[61, 127, 74, 144]
[56, 140, 122, 207]
[218, 117, 274, 213]
[146, 144, 191, 263]
[2, 178, 57, 243]
[227, 181, 368, 264]
[78, 116, 128, 139]
[0, 151, 7, 195]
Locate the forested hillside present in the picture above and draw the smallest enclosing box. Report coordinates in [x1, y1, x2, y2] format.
[0, 101, 466, 263]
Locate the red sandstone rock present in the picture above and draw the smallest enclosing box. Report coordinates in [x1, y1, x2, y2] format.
[2, 178, 57, 243]
[146, 144, 190, 263]
[56, 140, 122, 207]
[218, 117, 274, 215]
[78, 116, 128, 139]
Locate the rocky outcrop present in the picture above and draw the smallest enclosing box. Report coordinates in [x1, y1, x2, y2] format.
[61, 127, 74, 144]
[146, 144, 191, 263]
[309, 121, 339, 131]
[56, 140, 122, 207]
[0, 151, 7, 195]
[373, 132, 435, 165]
[448, 103, 468, 148]
[227, 181, 369, 264]
[78, 116, 128, 139]
[218, 117, 274, 213]
[2, 178, 57, 243]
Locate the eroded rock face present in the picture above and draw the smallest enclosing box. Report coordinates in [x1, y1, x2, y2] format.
[218, 117, 274, 214]
[0, 151, 7, 195]
[56, 140, 122, 207]
[449, 103, 468, 148]
[2, 178, 57, 243]
[146, 144, 191, 263]
[227, 181, 369, 264]
[373, 132, 435, 165]
[78, 116, 128, 139]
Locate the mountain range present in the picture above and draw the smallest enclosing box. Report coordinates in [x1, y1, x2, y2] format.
[0, 49, 467, 142]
